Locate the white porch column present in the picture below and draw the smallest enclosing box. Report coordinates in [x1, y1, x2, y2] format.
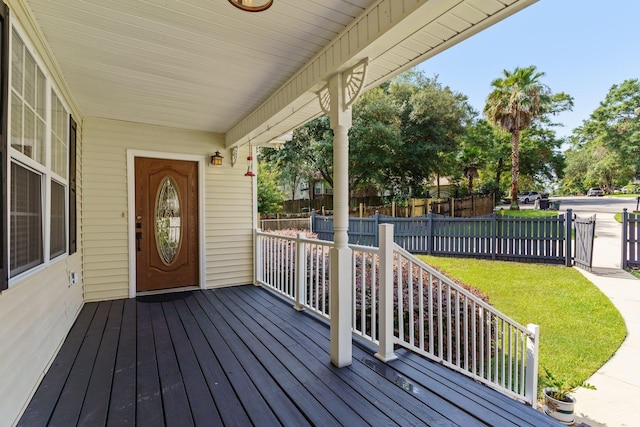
[318, 59, 368, 368]
[327, 72, 353, 368]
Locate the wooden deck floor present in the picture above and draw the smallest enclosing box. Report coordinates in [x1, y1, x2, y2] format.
[18, 285, 559, 426]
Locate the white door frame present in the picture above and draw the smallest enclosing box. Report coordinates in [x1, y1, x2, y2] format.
[126, 150, 206, 298]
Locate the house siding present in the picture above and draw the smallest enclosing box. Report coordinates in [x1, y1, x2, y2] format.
[82, 117, 254, 301]
[1, 2, 86, 426]
[0, 257, 84, 427]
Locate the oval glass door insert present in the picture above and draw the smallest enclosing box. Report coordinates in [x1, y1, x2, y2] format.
[155, 176, 182, 264]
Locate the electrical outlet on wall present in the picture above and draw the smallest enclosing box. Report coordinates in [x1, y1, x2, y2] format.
[69, 271, 78, 286]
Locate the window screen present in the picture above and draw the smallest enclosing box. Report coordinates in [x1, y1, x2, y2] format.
[10, 162, 42, 276]
[50, 180, 65, 258]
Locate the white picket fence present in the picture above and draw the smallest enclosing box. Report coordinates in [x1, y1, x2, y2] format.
[254, 225, 539, 406]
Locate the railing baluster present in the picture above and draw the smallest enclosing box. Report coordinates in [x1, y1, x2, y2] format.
[397, 254, 404, 343]
[464, 296, 469, 371]
[447, 285, 452, 364]
[295, 234, 306, 311]
[408, 260, 415, 347]
[371, 253, 377, 342]
[313, 243, 319, 310]
[322, 245, 327, 315]
[479, 307, 484, 379]
[507, 325, 513, 390]
[428, 271, 434, 354]
[352, 250, 357, 334]
[455, 290, 461, 367]
[486, 313, 491, 381]
[471, 301, 476, 375]
[437, 279, 443, 360]
[494, 316, 499, 384]
[419, 268, 424, 352]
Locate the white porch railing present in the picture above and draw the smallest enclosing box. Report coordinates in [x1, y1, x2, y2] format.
[254, 225, 539, 407]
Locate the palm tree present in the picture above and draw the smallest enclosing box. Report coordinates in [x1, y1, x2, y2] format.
[484, 66, 550, 209]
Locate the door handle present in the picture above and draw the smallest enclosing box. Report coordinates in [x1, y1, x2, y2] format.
[136, 231, 142, 251]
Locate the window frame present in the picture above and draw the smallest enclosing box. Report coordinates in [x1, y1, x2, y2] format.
[5, 20, 72, 284]
[0, 1, 10, 291]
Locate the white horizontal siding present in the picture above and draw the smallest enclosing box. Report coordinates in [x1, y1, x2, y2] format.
[83, 117, 254, 301]
[0, 257, 84, 427]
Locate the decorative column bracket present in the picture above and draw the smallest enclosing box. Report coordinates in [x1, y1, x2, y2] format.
[318, 58, 369, 117]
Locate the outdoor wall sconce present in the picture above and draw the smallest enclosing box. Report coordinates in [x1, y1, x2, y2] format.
[210, 151, 224, 166]
[228, 0, 273, 12]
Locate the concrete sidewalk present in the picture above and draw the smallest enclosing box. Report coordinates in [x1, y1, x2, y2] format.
[569, 213, 640, 427]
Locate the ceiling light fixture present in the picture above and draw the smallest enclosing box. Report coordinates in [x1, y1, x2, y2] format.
[228, 0, 273, 12]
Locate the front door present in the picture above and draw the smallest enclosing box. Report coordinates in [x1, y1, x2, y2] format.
[135, 157, 199, 292]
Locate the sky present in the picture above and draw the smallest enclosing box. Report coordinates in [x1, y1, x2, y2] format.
[415, 0, 640, 140]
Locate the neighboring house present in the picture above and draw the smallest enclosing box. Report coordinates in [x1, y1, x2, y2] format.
[427, 175, 457, 199]
[0, 0, 538, 424]
[313, 179, 334, 198]
[280, 172, 332, 202]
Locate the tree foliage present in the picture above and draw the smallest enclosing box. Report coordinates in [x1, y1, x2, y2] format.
[564, 79, 640, 193]
[257, 161, 285, 216]
[391, 71, 471, 197]
[484, 66, 570, 208]
[261, 70, 471, 200]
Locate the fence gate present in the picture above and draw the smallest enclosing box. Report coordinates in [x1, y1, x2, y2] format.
[574, 214, 596, 270]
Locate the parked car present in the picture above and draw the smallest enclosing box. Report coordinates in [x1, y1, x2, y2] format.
[587, 187, 604, 197]
[517, 191, 541, 204]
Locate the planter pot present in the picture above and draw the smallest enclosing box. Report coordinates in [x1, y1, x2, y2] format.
[543, 387, 576, 425]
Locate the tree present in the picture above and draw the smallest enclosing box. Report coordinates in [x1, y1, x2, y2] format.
[561, 146, 591, 195]
[259, 142, 315, 200]
[517, 125, 566, 185]
[484, 66, 553, 208]
[570, 78, 640, 190]
[257, 161, 285, 217]
[391, 71, 472, 198]
[349, 84, 403, 194]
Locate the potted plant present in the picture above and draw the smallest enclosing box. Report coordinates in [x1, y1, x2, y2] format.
[540, 367, 596, 425]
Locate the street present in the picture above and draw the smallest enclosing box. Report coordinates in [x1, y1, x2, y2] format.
[552, 195, 640, 217]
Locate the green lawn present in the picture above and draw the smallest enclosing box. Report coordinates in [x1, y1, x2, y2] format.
[497, 208, 559, 218]
[614, 211, 640, 223]
[607, 193, 640, 198]
[418, 255, 627, 391]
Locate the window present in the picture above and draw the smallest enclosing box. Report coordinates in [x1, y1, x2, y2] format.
[51, 90, 67, 177]
[50, 180, 65, 258]
[5, 27, 71, 280]
[10, 162, 42, 275]
[11, 31, 45, 164]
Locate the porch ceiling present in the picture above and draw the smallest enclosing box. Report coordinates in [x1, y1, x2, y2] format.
[22, 0, 537, 148]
